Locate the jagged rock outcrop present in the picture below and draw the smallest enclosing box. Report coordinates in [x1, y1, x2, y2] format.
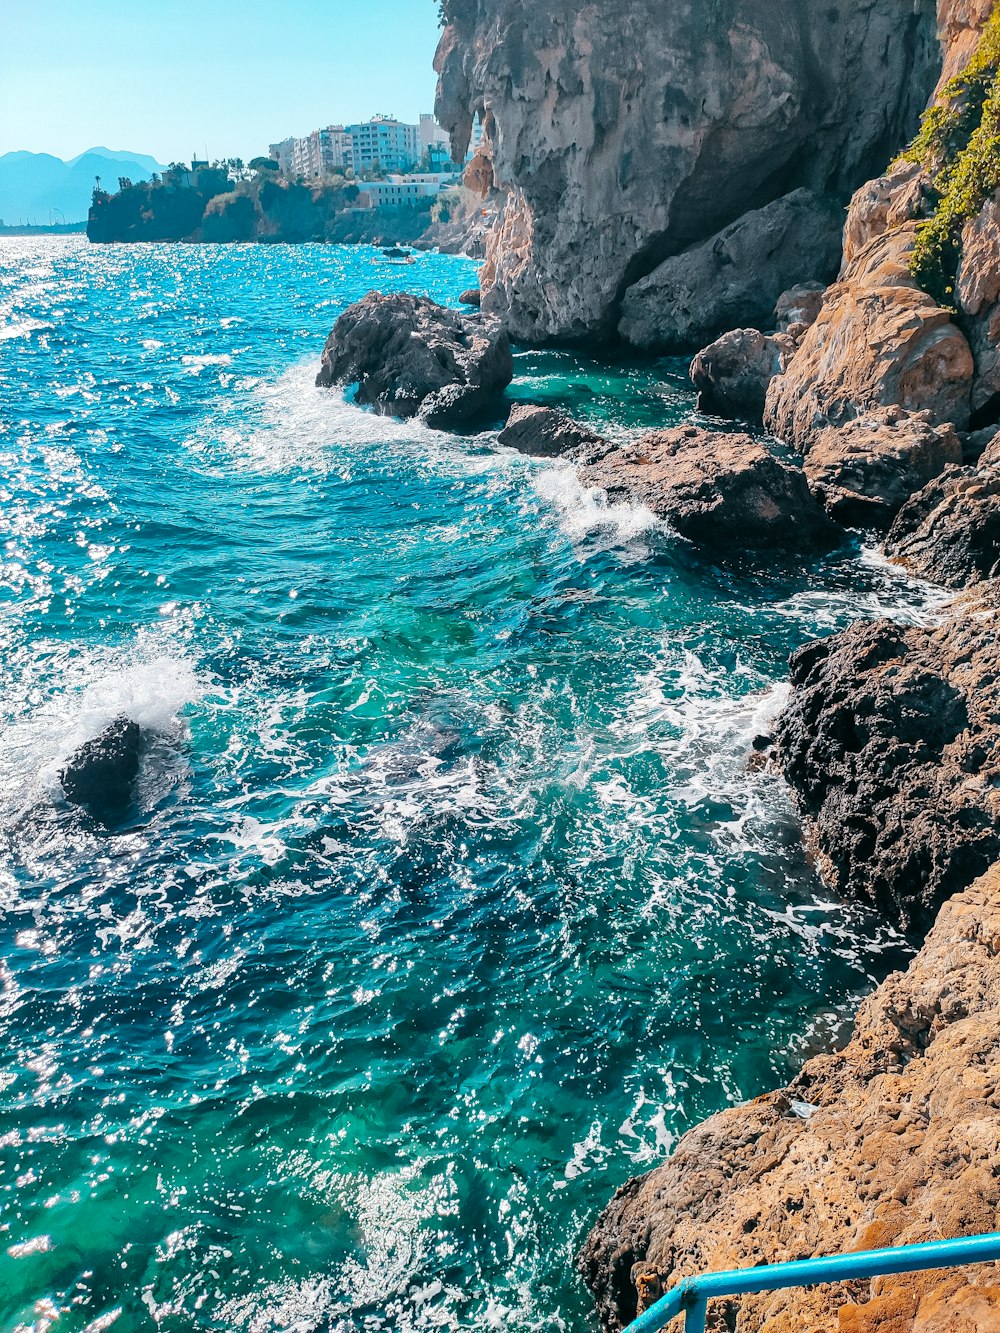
[690, 328, 795, 419]
[435, 0, 939, 342]
[578, 426, 837, 550]
[774, 589, 1000, 936]
[497, 403, 608, 460]
[315, 292, 513, 427]
[802, 408, 963, 530]
[885, 454, 1000, 587]
[773, 282, 826, 333]
[580, 863, 1000, 1333]
[618, 191, 843, 352]
[60, 717, 145, 821]
[955, 191, 1000, 419]
[763, 222, 974, 451]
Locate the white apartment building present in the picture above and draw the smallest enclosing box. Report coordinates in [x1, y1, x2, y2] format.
[357, 174, 452, 210]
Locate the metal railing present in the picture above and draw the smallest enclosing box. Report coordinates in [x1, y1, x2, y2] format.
[627, 1232, 1000, 1333]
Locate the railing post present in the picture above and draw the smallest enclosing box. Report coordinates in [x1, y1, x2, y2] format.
[684, 1295, 707, 1333]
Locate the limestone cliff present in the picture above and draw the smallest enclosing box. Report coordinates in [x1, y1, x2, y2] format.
[435, 0, 939, 343]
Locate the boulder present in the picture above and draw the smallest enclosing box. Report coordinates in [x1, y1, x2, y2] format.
[497, 403, 608, 461]
[773, 281, 826, 332]
[458, 287, 481, 306]
[775, 590, 1000, 935]
[579, 863, 1000, 1333]
[577, 426, 837, 550]
[764, 224, 975, 452]
[618, 189, 844, 352]
[315, 292, 513, 428]
[689, 327, 795, 419]
[885, 461, 1000, 587]
[802, 407, 963, 529]
[60, 717, 145, 820]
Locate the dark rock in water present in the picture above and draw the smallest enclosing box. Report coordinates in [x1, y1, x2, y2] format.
[689, 328, 795, 419]
[884, 460, 1000, 587]
[498, 403, 609, 462]
[60, 717, 145, 820]
[775, 589, 1000, 936]
[578, 426, 838, 550]
[618, 190, 844, 352]
[801, 407, 963, 530]
[458, 287, 481, 306]
[315, 291, 513, 428]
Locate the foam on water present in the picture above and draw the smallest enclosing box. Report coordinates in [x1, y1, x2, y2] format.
[0, 237, 928, 1333]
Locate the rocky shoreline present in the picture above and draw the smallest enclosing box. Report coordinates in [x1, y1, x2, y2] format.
[309, 0, 1000, 1326]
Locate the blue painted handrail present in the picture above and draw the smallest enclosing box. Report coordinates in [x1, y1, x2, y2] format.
[627, 1232, 1000, 1333]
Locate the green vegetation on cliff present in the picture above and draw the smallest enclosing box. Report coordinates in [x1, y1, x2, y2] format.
[901, 6, 1000, 305]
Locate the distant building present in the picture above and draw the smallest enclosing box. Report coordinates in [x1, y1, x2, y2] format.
[269, 138, 296, 174]
[419, 113, 450, 155]
[356, 174, 452, 210]
[346, 116, 420, 174]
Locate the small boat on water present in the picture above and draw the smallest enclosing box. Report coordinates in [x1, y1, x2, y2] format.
[381, 246, 412, 259]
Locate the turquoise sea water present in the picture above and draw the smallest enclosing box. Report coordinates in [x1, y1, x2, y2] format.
[0, 238, 933, 1332]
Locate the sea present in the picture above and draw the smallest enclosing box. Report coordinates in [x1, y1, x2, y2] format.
[0, 238, 938, 1332]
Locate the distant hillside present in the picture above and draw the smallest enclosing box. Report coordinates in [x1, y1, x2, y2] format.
[0, 148, 169, 225]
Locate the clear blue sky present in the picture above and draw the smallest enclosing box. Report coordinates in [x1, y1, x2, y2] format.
[1, 0, 444, 163]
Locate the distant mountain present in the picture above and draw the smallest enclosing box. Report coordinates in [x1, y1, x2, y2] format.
[0, 148, 171, 225]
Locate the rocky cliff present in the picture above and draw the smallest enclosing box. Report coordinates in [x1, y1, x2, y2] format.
[435, 0, 939, 343]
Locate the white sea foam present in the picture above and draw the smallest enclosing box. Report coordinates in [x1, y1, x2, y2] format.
[531, 460, 662, 543]
[0, 630, 202, 821]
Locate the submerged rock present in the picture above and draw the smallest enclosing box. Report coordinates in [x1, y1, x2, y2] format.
[497, 403, 608, 461]
[60, 717, 145, 820]
[580, 862, 1000, 1332]
[802, 408, 963, 529]
[578, 426, 837, 550]
[315, 292, 513, 428]
[689, 327, 795, 419]
[775, 590, 1000, 936]
[885, 459, 1000, 587]
[619, 190, 844, 353]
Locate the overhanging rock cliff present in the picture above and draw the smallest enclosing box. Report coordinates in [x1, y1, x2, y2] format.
[435, 0, 939, 343]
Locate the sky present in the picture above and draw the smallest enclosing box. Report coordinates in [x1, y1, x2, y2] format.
[1, 0, 445, 164]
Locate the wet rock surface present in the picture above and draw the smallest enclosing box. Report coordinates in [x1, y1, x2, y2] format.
[580, 863, 1000, 1333]
[802, 408, 963, 530]
[497, 403, 608, 461]
[315, 292, 513, 427]
[885, 459, 1000, 587]
[578, 426, 837, 551]
[60, 718, 145, 821]
[774, 590, 1000, 936]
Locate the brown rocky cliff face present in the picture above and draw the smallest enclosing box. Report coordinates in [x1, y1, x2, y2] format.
[580, 864, 1000, 1333]
[435, 0, 939, 343]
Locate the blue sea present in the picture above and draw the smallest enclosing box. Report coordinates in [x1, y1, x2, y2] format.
[0, 238, 934, 1332]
